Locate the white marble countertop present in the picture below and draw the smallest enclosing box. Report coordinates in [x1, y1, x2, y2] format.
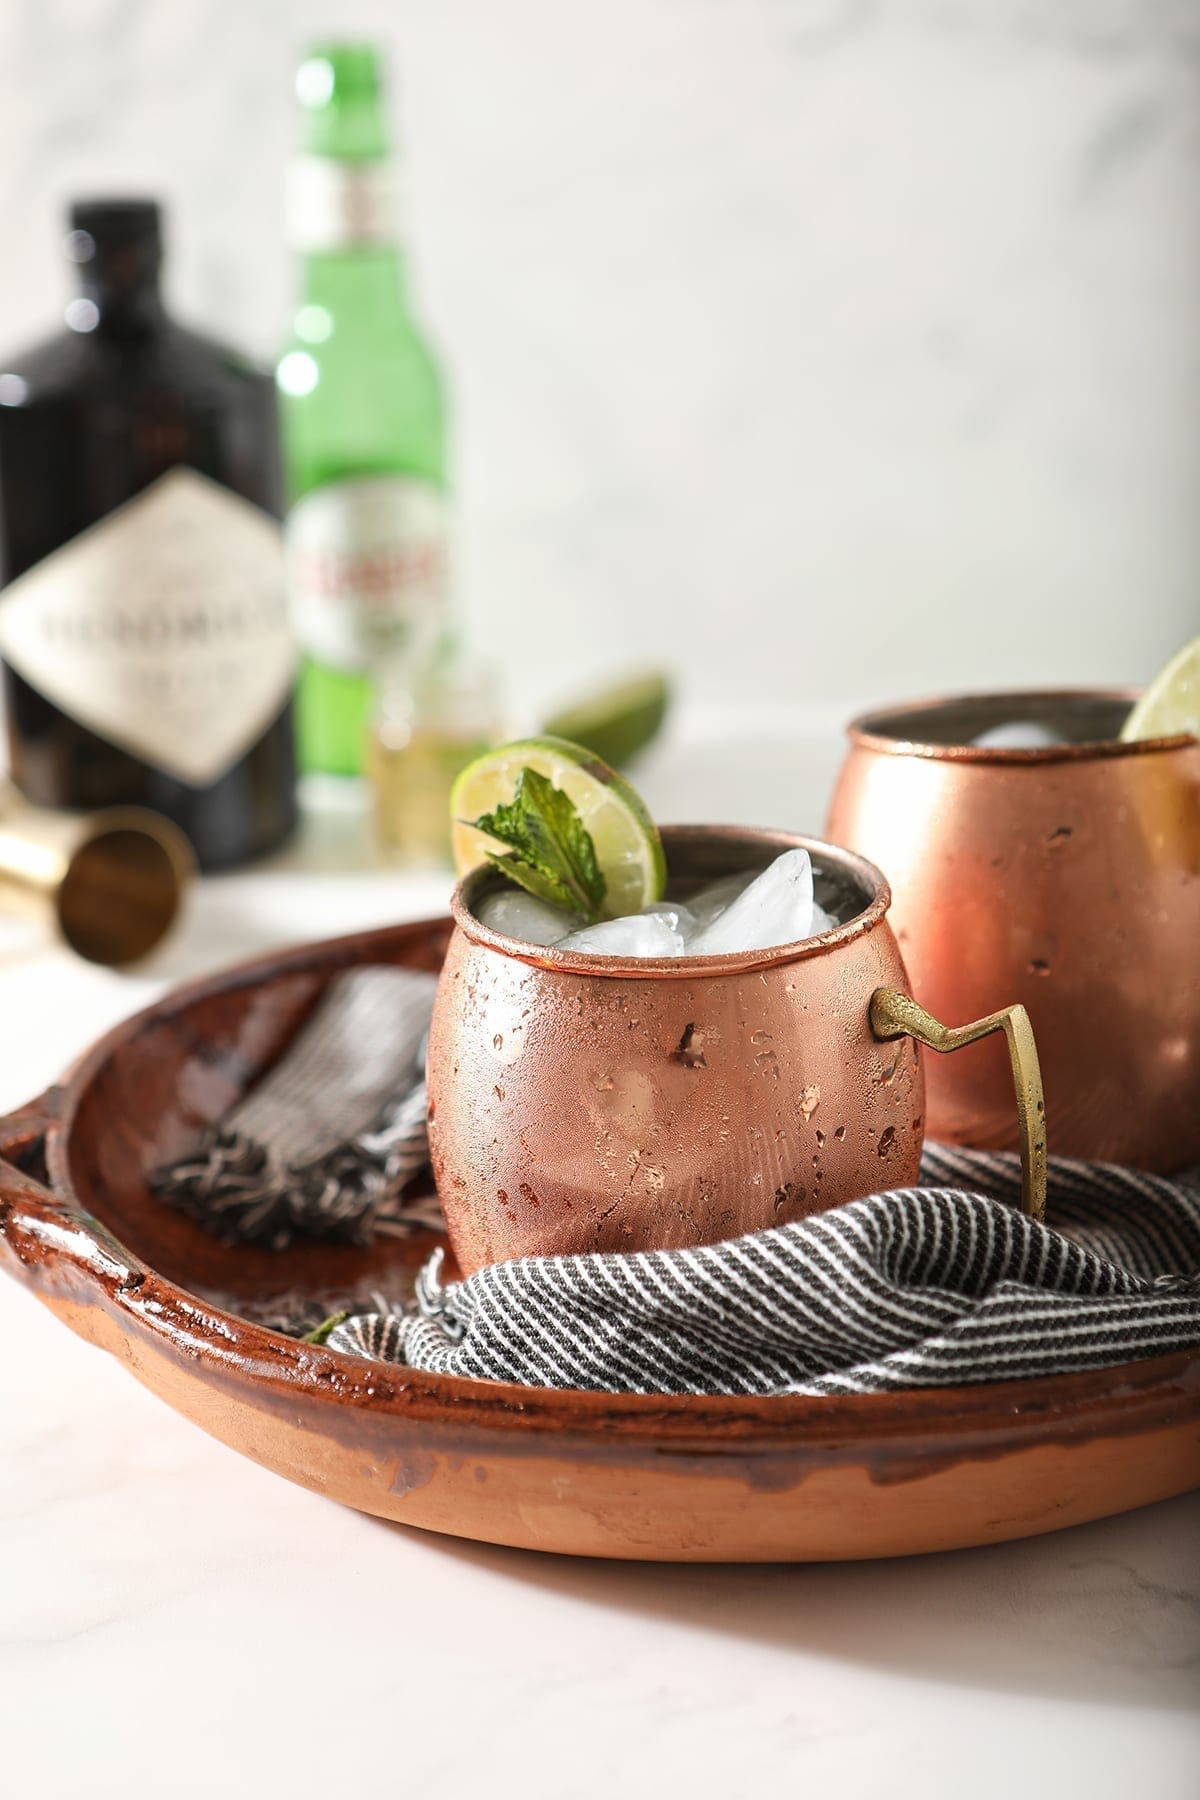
[1, 752, 1197, 1798]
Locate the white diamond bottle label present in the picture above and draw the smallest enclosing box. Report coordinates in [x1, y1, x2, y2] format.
[0, 468, 296, 786]
[284, 474, 449, 673]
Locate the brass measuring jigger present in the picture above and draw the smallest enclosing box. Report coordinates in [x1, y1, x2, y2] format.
[0, 786, 194, 965]
[828, 689, 1200, 1171]
[427, 824, 1045, 1276]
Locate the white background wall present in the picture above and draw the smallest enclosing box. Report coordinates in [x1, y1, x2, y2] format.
[1, 0, 1197, 728]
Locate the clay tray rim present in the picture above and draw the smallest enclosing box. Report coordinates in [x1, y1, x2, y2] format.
[10, 915, 1200, 1457]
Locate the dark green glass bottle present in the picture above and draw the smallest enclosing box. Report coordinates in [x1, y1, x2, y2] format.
[0, 199, 296, 869]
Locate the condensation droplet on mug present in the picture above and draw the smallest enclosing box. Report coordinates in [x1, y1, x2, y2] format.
[878, 1126, 897, 1158]
[800, 1085, 821, 1119]
[591, 1070, 614, 1092]
[1029, 959, 1051, 976]
[774, 1181, 804, 1216]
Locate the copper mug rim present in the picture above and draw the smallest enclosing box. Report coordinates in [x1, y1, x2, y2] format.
[450, 823, 893, 982]
[847, 685, 1195, 766]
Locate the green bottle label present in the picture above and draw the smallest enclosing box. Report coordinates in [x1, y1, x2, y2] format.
[284, 473, 448, 673]
[286, 156, 400, 252]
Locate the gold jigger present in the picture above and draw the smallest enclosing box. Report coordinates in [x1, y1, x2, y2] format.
[0, 788, 195, 966]
[427, 825, 1046, 1276]
[827, 689, 1200, 1171]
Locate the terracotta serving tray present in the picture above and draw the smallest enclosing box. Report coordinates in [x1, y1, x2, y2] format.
[1, 918, 1197, 1562]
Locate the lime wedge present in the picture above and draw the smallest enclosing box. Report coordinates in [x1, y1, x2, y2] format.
[543, 671, 670, 769]
[451, 735, 666, 918]
[1121, 635, 1200, 743]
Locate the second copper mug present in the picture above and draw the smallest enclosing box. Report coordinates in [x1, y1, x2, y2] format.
[827, 689, 1200, 1171]
[427, 825, 1045, 1275]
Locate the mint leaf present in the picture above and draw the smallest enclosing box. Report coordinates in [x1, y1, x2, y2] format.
[485, 850, 585, 916]
[467, 767, 607, 923]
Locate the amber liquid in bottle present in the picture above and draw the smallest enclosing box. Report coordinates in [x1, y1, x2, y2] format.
[0, 200, 296, 869]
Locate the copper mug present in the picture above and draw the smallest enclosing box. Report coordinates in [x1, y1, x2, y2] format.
[426, 825, 1046, 1275]
[827, 689, 1200, 1171]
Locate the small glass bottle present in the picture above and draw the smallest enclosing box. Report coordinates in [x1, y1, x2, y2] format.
[368, 632, 500, 865]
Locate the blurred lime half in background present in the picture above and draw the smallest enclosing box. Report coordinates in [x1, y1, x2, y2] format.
[543, 671, 671, 769]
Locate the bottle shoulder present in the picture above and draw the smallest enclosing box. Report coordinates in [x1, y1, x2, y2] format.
[284, 306, 442, 369]
[278, 353, 447, 493]
[1, 317, 274, 412]
[282, 322, 447, 430]
[146, 319, 276, 394]
[1, 326, 96, 395]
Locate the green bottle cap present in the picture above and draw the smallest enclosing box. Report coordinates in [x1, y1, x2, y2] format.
[296, 42, 390, 160]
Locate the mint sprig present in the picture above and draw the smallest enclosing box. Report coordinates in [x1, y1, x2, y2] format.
[466, 767, 608, 923]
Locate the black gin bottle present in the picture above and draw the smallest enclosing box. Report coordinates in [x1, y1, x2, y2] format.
[0, 200, 297, 869]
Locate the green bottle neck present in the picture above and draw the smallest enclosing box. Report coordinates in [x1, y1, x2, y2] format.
[296, 242, 411, 310]
[298, 44, 390, 159]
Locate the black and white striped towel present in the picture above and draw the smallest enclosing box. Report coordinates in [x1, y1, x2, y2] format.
[150, 962, 1200, 1394]
[328, 1145, 1200, 1395]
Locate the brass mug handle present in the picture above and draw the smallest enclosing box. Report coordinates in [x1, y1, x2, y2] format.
[870, 988, 1047, 1224]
